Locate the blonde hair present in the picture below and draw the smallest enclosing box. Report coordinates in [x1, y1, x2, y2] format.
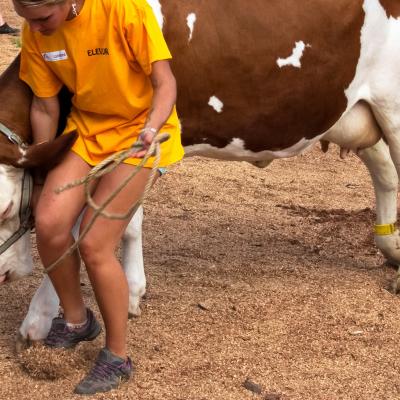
[16, 0, 65, 7]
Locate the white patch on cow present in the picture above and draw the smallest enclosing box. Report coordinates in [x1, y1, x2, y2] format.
[208, 96, 224, 113]
[0, 227, 32, 281]
[343, 0, 389, 108]
[187, 13, 197, 42]
[17, 146, 27, 165]
[348, 0, 400, 191]
[0, 165, 23, 220]
[0, 164, 32, 282]
[146, 0, 164, 29]
[343, 0, 400, 111]
[329, 0, 400, 148]
[184, 135, 322, 162]
[277, 41, 311, 68]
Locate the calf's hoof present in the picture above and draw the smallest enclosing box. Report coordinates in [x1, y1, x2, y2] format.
[128, 305, 142, 319]
[15, 331, 42, 354]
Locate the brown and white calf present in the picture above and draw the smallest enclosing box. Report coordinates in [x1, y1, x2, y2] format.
[0, 58, 146, 346]
[2, 0, 400, 346]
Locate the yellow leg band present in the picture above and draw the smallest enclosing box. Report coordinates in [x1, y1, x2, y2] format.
[374, 223, 397, 236]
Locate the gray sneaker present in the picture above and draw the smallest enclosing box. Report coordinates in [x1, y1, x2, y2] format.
[44, 308, 102, 348]
[74, 348, 134, 395]
[0, 23, 20, 35]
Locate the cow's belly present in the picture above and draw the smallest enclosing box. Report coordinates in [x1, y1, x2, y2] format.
[183, 101, 382, 161]
[183, 135, 320, 162]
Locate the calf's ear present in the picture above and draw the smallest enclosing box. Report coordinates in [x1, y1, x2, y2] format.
[14, 132, 78, 170]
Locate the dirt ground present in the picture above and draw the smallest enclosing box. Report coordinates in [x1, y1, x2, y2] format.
[2, 4, 400, 400]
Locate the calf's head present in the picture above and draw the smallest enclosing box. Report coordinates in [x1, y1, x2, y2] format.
[0, 55, 75, 283]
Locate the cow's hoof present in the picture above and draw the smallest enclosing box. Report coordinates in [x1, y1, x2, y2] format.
[15, 332, 42, 354]
[376, 234, 400, 269]
[128, 306, 142, 319]
[15, 331, 30, 354]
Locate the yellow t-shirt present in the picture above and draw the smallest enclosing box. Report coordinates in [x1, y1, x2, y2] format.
[19, 0, 184, 168]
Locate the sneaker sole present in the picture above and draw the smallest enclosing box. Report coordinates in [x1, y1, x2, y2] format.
[74, 375, 131, 395]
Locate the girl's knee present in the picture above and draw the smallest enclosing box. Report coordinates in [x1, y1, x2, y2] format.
[35, 212, 59, 239]
[35, 211, 72, 248]
[79, 236, 108, 268]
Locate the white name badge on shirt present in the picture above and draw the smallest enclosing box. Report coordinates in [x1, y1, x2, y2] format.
[42, 50, 68, 62]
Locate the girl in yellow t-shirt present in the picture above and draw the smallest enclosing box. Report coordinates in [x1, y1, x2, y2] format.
[13, 0, 184, 395]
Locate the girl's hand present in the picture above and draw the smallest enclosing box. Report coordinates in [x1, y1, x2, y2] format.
[130, 127, 158, 158]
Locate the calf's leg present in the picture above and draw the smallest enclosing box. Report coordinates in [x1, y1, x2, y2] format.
[16, 206, 147, 350]
[16, 274, 59, 352]
[121, 206, 146, 317]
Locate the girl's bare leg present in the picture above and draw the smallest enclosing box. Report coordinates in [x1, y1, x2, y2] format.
[35, 152, 91, 324]
[79, 164, 153, 358]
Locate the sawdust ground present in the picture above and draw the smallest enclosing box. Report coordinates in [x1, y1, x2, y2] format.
[1, 4, 400, 400]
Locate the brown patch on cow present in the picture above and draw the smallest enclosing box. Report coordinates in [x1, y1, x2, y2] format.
[19, 131, 77, 168]
[0, 57, 77, 168]
[0, 55, 32, 143]
[0, 131, 76, 168]
[379, 0, 400, 18]
[162, 0, 365, 152]
[0, 142, 22, 166]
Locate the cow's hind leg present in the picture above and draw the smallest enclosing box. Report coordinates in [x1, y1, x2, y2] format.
[122, 206, 146, 317]
[367, 98, 400, 289]
[357, 139, 400, 265]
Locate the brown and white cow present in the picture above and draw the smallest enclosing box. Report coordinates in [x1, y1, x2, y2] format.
[2, 0, 400, 346]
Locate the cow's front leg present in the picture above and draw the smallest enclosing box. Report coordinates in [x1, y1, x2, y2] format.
[357, 139, 400, 264]
[16, 274, 59, 352]
[122, 206, 146, 317]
